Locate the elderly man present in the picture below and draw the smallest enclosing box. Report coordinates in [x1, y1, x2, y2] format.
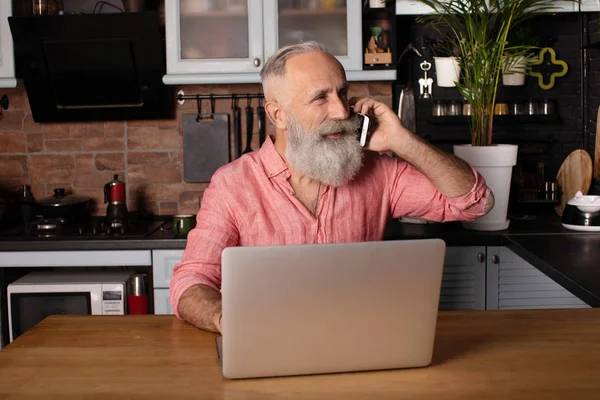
[170, 42, 493, 333]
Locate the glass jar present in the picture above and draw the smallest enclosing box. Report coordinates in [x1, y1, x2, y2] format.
[432, 101, 447, 116]
[462, 102, 472, 116]
[447, 100, 462, 116]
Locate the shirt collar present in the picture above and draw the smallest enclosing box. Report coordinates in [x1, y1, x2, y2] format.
[259, 136, 289, 179]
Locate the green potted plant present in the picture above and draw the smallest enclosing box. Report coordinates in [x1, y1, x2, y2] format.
[417, 0, 573, 230]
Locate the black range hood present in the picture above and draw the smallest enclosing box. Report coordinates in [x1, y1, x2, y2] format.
[8, 12, 173, 123]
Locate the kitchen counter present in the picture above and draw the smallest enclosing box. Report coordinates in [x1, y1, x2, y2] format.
[1, 311, 599, 398]
[0, 215, 574, 251]
[505, 233, 600, 307]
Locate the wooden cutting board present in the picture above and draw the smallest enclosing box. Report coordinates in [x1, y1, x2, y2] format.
[182, 113, 231, 183]
[556, 149, 593, 216]
[595, 106, 600, 181]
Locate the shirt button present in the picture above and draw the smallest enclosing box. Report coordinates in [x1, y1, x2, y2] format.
[290, 191, 295, 196]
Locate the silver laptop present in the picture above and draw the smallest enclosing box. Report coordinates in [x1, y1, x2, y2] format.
[217, 239, 446, 379]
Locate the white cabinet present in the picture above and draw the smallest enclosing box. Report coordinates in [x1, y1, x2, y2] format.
[440, 246, 486, 310]
[395, 1, 436, 15]
[152, 249, 185, 288]
[579, 0, 600, 11]
[152, 249, 184, 315]
[164, 0, 391, 84]
[552, 1, 577, 11]
[154, 289, 174, 315]
[0, 2, 16, 88]
[396, 1, 577, 15]
[486, 246, 589, 310]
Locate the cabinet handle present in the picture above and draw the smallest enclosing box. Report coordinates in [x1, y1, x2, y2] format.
[253, 58, 261, 67]
[491, 254, 500, 264]
[477, 252, 485, 263]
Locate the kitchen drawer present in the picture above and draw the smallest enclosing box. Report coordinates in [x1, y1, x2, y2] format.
[152, 250, 184, 288]
[154, 289, 174, 315]
[0, 250, 152, 267]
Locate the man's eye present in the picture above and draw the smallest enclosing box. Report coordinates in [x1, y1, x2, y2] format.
[339, 90, 348, 98]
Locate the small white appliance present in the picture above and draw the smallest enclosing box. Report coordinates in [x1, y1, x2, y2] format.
[7, 270, 132, 342]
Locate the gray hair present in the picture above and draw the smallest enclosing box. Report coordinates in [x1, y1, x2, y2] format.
[260, 41, 328, 82]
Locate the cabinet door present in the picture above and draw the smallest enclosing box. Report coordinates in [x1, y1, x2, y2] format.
[164, 0, 264, 76]
[486, 246, 589, 310]
[263, 0, 362, 71]
[396, 1, 576, 14]
[580, 0, 600, 11]
[439, 246, 486, 310]
[395, 1, 435, 15]
[0, 1, 16, 87]
[551, 1, 576, 11]
[154, 289, 174, 315]
[152, 250, 185, 288]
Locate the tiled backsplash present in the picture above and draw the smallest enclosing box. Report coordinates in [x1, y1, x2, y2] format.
[0, 82, 392, 216]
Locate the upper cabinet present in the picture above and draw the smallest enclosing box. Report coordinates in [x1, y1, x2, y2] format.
[395, 1, 437, 15]
[0, 2, 16, 88]
[395, 1, 578, 15]
[580, 0, 600, 11]
[163, 0, 394, 84]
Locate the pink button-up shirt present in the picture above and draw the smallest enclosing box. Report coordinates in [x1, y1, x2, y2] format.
[170, 137, 489, 317]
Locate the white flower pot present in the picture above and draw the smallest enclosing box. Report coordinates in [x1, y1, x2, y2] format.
[369, 0, 386, 7]
[434, 57, 461, 87]
[502, 56, 527, 86]
[453, 144, 518, 231]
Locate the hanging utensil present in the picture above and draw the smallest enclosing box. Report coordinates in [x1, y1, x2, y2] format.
[243, 95, 254, 154]
[257, 95, 266, 146]
[418, 60, 433, 100]
[232, 95, 242, 159]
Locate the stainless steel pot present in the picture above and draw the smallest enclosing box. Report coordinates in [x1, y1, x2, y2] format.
[36, 188, 90, 221]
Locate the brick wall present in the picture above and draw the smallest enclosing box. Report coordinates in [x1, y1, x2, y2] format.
[0, 82, 392, 216]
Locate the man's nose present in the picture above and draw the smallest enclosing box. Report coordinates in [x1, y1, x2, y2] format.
[328, 96, 350, 120]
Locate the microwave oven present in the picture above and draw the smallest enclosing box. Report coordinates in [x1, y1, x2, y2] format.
[7, 270, 132, 342]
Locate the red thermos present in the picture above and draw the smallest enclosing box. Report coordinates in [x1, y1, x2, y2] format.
[127, 273, 148, 314]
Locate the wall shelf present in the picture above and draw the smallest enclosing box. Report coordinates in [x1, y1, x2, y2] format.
[426, 114, 562, 125]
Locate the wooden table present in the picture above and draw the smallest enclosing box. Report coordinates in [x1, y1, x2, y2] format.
[1, 309, 599, 399]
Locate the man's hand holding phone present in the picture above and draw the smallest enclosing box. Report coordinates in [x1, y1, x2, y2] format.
[355, 113, 370, 147]
[350, 97, 412, 156]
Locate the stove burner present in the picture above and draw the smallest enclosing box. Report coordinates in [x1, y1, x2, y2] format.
[37, 222, 57, 231]
[30, 218, 64, 237]
[0, 213, 162, 240]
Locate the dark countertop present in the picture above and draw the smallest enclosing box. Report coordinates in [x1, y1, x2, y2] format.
[505, 234, 600, 307]
[0, 214, 577, 252]
[382, 214, 572, 246]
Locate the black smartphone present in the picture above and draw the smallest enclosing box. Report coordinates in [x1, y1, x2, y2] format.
[355, 113, 370, 147]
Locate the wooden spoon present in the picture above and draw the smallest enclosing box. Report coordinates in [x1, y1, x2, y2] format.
[556, 149, 593, 216]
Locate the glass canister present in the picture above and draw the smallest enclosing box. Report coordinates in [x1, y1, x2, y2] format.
[432, 100, 447, 116]
[462, 102, 472, 116]
[448, 100, 462, 116]
[32, 0, 64, 15]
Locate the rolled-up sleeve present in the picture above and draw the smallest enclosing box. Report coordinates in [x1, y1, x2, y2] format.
[169, 174, 239, 319]
[386, 158, 490, 222]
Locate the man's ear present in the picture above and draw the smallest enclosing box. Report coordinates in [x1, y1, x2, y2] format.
[264, 101, 287, 130]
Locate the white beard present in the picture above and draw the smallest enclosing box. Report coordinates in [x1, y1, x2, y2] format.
[285, 113, 363, 188]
